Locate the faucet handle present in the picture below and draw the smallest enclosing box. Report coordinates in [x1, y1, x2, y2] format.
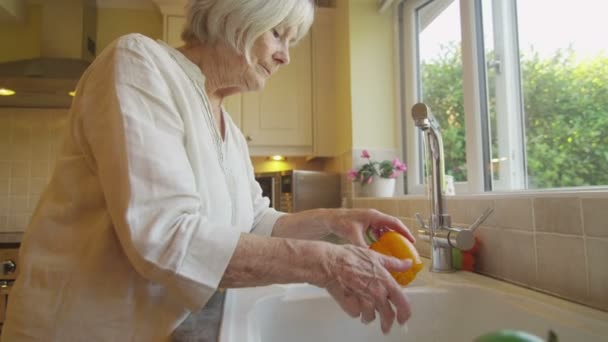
[467, 207, 494, 232]
[446, 207, 494, 251]
[414, 213, 428, 230]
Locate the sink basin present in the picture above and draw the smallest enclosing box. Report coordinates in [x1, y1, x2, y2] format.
[219, 263, 608, 342]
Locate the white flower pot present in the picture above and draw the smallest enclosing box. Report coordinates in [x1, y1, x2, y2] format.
[359, 177, 395, 197]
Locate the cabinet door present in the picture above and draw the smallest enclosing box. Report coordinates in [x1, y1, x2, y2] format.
[241, 34, 312, 150]
[165, 15, 186, 47]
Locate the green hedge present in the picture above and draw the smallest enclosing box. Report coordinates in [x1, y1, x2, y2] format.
[420, 43, 608, 188]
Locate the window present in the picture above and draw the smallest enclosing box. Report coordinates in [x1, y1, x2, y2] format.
[401, 0, 608, 193]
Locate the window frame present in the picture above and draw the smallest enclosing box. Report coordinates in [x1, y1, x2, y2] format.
[401, 0, 488, 195]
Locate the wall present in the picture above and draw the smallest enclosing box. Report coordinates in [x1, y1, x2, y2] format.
[96, 8, 162, 53]
[334, 0, 353, 157]
[352, 193, 608, 312]
[0, 108, 68, 232]
[0, 4, 40, 63]
[348, 0, 398, 150]
[333, 0, 399, 157]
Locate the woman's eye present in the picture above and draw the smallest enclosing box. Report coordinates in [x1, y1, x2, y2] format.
[272, 29, 280, 38]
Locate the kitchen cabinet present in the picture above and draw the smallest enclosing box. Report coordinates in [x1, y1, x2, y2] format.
[164, 15, 186, 47]
[241, 33, 312, 155]
[161, 8, 337, 157]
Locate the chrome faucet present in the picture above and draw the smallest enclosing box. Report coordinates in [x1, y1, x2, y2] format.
[411, 103, 493, 272]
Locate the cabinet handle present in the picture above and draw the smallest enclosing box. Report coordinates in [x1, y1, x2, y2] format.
[246, 135, 253, 142]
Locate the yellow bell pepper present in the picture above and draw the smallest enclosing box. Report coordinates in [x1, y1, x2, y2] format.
[366, 228, 423, 286]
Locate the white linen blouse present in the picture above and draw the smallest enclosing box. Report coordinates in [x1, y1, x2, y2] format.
[1, 33, 283, 341]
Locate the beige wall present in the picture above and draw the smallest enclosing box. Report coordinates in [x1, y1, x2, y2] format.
[0, 4, 40, 63]
[348, 0, 397, 150]
[96, 8, 162, 54]
[333, 0, 398, 157]
[334, 0, 353, 157]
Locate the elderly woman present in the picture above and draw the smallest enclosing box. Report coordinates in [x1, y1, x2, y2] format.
[2, 0, 414, 340]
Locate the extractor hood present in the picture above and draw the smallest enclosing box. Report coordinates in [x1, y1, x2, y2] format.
[0, 0, 97, 108]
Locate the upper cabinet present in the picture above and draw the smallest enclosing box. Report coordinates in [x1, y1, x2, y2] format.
[165, 15, 186, 47]
[241, 33, 312, 155]
[162, 8, 338, 157]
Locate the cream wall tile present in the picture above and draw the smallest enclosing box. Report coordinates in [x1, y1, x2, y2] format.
[6, 215, 16, 230]
[448, 199, 495, 227]
[10, 196, 29, 215]
[0, 161, 9, 178]
[535, 234, 587, 301]
[446, 199, 467, 224]
[10, 161, 30, 177]
[582, 198, 608, 238]
[371, 199, 398, 216]
[534, 198, 583, 235]
[0, 145, 9, 160]
[10, 178, 29, 196]
[0, 197, 7, 215]
[494, 198, 534, 231]
[30, 161, 50, 179]
[352, 198, 369, 209]
[474, 227, 502, 278]
[409, 199, 430, 220]
[0, 179, 8, 196]
[28, 195, 41, 212]
[15, 214, 31, 230]
[585, 238, 608, 311]
[30, 178, 48, 195]
[397, 199, 410, 218]
[500, 229, 536, 286]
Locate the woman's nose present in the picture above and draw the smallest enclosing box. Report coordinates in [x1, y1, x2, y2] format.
[274, 44, 291, 65]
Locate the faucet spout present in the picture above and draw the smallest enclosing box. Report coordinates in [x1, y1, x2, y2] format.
[411, 103, 493, 273]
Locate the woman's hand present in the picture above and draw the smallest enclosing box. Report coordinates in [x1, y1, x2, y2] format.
[318, 243, 413, 334]
[328, 209, 415, 247]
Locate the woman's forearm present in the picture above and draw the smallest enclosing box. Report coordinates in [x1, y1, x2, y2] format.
[271, 208, 341, 240]
[218, 233, 330, 288]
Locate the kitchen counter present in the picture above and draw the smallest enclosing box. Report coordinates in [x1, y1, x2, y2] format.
[172, 291, 226, 342]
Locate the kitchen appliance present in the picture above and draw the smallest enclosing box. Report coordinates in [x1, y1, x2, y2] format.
[0, 0, 96, 108]
[254, 170, 341, 213]
[0, 244, 18, 331]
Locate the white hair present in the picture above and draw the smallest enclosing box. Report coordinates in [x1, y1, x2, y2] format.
[182, 0, 315, 63]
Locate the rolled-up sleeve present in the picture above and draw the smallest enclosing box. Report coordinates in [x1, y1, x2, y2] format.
[75, 37, 240, 310]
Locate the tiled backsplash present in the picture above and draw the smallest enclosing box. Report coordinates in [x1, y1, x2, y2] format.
[353, 192, 608, 312]
[0, 108, 68, 232]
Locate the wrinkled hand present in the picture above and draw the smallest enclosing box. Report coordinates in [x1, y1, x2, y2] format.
[329, 209, 415, 247]
[320, 244, 413, 334]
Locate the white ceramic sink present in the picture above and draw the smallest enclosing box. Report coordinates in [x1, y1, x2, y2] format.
[219, 262, 608, 342]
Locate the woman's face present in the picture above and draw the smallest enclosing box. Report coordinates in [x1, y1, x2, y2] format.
[241, 27, 297, 92]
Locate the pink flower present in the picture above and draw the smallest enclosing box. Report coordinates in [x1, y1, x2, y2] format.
[392, 158, 407, 172]
[361, 150, 371, 159]
[389, 172, 397, 178]
[347, 169, 358, 181]
[367, 176, 373, 184]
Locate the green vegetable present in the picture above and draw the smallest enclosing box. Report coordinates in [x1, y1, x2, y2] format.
[475, 330, 549, 342]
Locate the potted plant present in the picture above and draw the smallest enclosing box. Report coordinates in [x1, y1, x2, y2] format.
[347, 150, 407, 197]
